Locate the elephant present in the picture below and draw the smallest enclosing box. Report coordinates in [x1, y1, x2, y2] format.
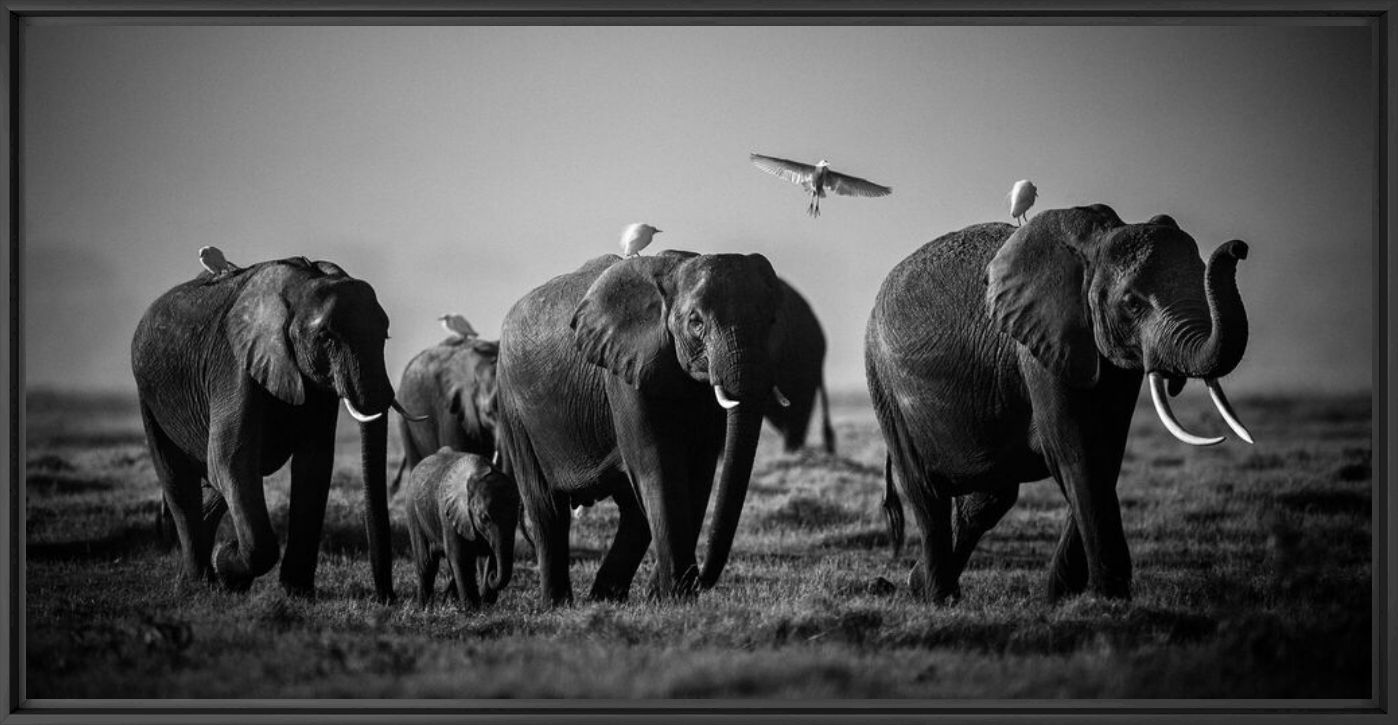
[391, 334, 500, 496]
[131, 256, 414, 601]
[404, 448, 519, 609]
[766, 279, 835, 454]
[865, 205, 1252, 604]
[495, 249, 785, 606]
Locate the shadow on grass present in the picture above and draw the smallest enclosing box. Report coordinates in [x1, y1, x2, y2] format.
[885, 606, 1218, 655]
[28, 522, 173, 562]
[1275, 488, 1370, 517]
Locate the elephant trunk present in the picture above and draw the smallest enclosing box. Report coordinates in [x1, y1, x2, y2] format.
[487, 525, 514, 592]
[359, 414, 394, 602]
[696, 352, 766, 589]
[1150, 241, 1249, 380]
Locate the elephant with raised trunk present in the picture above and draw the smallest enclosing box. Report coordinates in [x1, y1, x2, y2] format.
[131, 256, 414, 601]
[496, 249, 785, 606]
[865, 205, 1252, 604]
[404, 448, 519, 610]
[392, 334, 500, 496]
[767, 278, 835, 454]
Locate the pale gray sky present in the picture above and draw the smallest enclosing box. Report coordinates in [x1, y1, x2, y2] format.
[24, 24, 1373, 395]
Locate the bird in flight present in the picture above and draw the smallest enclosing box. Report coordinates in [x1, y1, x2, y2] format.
[1008, 179, 1038, 226]
[439, 314, 479, 340]
[198, 245, 240, 275]
[620, 223, 661, 257]
[749, 153, 891, 217]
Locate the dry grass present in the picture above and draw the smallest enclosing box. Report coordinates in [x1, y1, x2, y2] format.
[24, 388, 1372, 699]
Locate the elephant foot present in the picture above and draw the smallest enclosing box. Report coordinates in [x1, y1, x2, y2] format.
[643, 564, 702, 601]
[279, 578, 317, 601]
[587, 581, 631, 603]
[211, 542, 255, 593]
[907, 563, 961, 606]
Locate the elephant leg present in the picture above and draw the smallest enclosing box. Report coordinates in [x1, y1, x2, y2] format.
[1041, 442, 1132, 599]
[589, 483, 652, 602]
[280, 405, 337, 596]
[948, 486, 1019, 579]
[907, 491, 959, 605]
[207, 410, 279, 592]
[140, 403, 211, 583]
[444, 530, 481, 611]
[528, 491, 575, 607]
[409, 525, 439, 608]
[616, 420, 699, 599]
[1047, 512, 1089, 601]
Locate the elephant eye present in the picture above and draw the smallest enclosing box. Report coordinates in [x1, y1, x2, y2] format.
[688, 314, 705, 335]
[1123, 292, 1150, 316]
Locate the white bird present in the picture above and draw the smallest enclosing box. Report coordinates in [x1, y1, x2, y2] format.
[438, 314, 478, 339]
[620, 223, 662, 258]
[1008, 180, 1038, 226]
[750, 153, 891, 217]
[198, 245, 240, 275]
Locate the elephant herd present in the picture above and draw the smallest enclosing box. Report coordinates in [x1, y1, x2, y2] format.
[130, 203, 1253, 611]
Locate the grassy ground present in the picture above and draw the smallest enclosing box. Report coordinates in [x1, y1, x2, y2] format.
[24, 388, 1372, 699]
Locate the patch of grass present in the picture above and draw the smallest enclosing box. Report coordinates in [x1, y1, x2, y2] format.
[23, 390, 1373, 699]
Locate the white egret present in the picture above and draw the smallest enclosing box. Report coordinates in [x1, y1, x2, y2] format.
[198, 245, 240, 274]
[1008, 180, 1038, 226]
[620, 223, 661, 257]
[438, 314, 478, 339]
[749, 153, 891, 217]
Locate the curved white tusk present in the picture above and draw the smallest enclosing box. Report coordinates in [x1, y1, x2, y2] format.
[343, 398, 384, 423]
[1148, 372, 1223, 447]
[713, 384, 740, 410]
[492, 450, 502, 468]
[1204, 377, 1254, 444]
[391, 399, 429, 422]
[772, 386, 791, 408]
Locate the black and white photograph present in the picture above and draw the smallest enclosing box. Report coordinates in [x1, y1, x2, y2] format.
[8, 2, 1388, 712]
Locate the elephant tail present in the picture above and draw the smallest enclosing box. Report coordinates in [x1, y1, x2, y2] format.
[818, 380, 835, 454]
[882, 453, 905, 559]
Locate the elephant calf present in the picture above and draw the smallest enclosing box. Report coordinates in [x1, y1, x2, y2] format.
[405, 448, 520, 609]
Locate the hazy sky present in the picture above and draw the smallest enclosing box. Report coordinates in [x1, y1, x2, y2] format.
[24, 24, 1373, 396]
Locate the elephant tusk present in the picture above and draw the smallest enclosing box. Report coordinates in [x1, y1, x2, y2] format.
[1204, 377, 1254, 444]
[492, 450, 502, 468]
[772, 386, 791, 408]
[391, 399, 430, 423]
[343, 398, 384, 423]
[713, 385, 740, 410]
[1148, 373, 1223, 447]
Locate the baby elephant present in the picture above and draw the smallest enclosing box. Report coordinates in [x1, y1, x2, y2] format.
[405, 448, 520, 609]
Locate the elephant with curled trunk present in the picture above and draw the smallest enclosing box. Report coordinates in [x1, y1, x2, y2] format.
[131, 256, 412, 601]
[496, 249, 784, 606]
[865, 205, 1252, 604]
[391, 335, 499, 496]
[766, 278, 836, 454]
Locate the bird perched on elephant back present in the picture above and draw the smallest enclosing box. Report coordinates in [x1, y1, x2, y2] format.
[767, 278, 835, 454]
[392, 333, 500, 495]
[404, 448, 519, 610]
[131, 256, 416, 602]
[495, 249, 787, 606]
[865, 205, 1252, 605]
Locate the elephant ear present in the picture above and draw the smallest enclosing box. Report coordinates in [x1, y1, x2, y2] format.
[226, 287, 305, 405]
[986, 210, 1110, 388]
[442, 461, 482, 542]
[571, 256, 681, 390]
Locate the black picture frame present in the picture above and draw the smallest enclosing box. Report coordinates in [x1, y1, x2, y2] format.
[3, 1, 1392, 722]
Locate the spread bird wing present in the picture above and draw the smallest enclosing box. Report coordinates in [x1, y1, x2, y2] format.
[750, 153, 817, 189]
[825, 170, 892, 198]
